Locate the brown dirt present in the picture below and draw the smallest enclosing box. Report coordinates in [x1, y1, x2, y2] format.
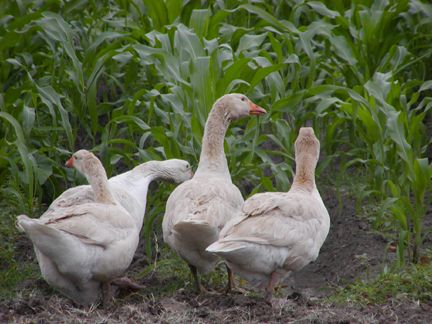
[1, 187, 431, 323]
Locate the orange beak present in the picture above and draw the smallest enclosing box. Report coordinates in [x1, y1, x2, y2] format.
[249, 102, 267, 115]
[65, 157, 74, 168]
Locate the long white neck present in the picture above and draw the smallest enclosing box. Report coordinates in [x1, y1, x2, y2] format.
[108, 162, 171, 229]
[85, 167, 116, 204]
[291, 154, 317, 193]
[195, 103, 231, 179]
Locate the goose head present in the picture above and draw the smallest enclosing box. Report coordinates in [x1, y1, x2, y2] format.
[65, 149, 103, 176]
[216, 93, 266, 122]
[133, 159, 193, 183]
[65, 150, 115, 203]
[153, 159, 193, 183]
[294, 127, 320, 166]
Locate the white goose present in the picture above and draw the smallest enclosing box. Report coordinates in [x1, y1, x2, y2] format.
[162, 93, 266, 293]
[45, 158, 193, 230]
[206, 127, 330, 304]
[16, 150, 192, 306]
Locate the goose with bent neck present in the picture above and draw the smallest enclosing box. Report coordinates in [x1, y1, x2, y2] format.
[163, 93, 266, 293]
[47, 159, 193, 231]
[206, 127, 330, 305]
[109, 160, 193, 229]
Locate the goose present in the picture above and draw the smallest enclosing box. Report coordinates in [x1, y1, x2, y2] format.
[162, 93, 266, 293]
[16, 150, 192, 306]
[206, 127, 330, 304]
[45, 158, 193, 230]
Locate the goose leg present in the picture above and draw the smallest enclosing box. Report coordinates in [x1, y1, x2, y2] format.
[224, 265, 248, 295]
[265, 272, 279, 305]
[112, 276, 145, 290]
[225, 264, 235, 294]
[102, 282, 113, 307]
[188, 264, 206, 294]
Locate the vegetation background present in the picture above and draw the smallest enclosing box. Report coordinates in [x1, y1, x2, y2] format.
[1, 0, 431, 319]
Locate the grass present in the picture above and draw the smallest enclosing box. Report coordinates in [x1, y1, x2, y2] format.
[0, 194, 41, 300]
[135, 244, 229, 297]
[329, 255, 432, 305]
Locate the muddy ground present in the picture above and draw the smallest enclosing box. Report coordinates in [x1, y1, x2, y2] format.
[1, 187, 431, 323]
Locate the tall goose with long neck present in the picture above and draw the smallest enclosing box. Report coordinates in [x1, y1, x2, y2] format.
[16, 150, 192, 306]
[207, 127, 330, 304]
[163, 93, 266, 293]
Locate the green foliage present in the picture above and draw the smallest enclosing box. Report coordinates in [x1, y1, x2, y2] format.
[1, 0, 431, 265]
[0, 196, 41, 299]
[329, 256, 432, 305]
[137, 244, 228, 296]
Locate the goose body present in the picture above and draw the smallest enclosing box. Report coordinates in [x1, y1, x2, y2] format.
[207, 127, 330, 302]
[45, 159, 192, 230]
[164, 175, 244, 274]
[19, 201, 138, 304]
[163, 93, 266, 292]
[17, 152, 192, 305]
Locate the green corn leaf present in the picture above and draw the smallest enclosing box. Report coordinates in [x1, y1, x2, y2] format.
[36, 85, 74, 150]
[0, 112, 35, 209]
[412, 158, 431, 205]
[386, 110, 412, 166]
[307, 1, 340, 18]
[236, 33, 268, 54]
[143, 0, 168, 29]
[189, 9, 211, 38]
[238, 4, 298, 34]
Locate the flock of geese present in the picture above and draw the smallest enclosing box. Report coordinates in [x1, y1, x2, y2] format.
[16, 93, 330, 307]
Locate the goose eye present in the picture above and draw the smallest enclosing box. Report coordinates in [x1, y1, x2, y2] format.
[241, 97, 246, 102]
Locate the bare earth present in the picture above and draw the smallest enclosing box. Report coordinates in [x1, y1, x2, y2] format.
[1, 187, 431, 323]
